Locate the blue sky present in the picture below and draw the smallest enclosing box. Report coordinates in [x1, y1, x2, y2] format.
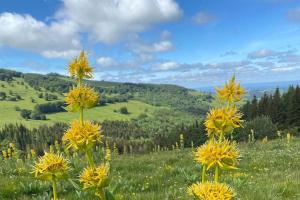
[1, 0, 300, 88]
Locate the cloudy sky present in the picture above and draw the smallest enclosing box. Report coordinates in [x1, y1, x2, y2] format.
[1, 0, 300, 88]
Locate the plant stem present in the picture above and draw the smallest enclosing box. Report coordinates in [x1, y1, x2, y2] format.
[96, 189, 106, 200]
[52, 176, 58, 200]
[85, 149, 95, 168]
[201, 165, 206, 182]
[219, 131, 224, 143]
[214, 166, 220, 182]
[80, 106, 84, 125]
[78, 78, 82, 87]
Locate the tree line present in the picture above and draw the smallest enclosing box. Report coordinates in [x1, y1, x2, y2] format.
[242, 85, 300, 130]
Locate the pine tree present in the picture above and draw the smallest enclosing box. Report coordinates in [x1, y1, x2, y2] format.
[249, 95, 258, 119]
[290, 86, 300, 127]
[284, 86, 295, 126]
[270, 88, 282, 123]
[258, 93, 270, 116]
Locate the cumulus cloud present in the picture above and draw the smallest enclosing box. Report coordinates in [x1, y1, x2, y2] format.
[58, 0, 182, 43]
[130, 40, 174, 55]
[96, 56, 118, 68]
[153, 61, 180, 71]
[0, 12, 80, 59]
[192, 11, 216, 25]
[0, 0, 181, 58]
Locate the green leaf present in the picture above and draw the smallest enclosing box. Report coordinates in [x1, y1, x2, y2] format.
[105, 189, 115, 200]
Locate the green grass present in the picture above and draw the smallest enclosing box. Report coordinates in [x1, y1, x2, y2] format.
[47, 100, 161, 123]
[0, 78, 63, 128]
[0, 79, 161, 128]
[1, 138, 300, 199]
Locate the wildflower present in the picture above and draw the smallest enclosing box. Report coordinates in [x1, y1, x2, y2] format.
[205, 107, 243, 137]
[216, 76, 245, 103]
[65, 85, 99, 112]
[180, 134, 184, 149]
[188, 182, 234, 200]
[80, 164, 109, 190]
[262, 136, 268, 144]
[68, 51, 93, 79]
[105, 147, 111, 163]
[33, 152, 69, 200]
[287, 133, 291, 142]
[63, 120, 102, 151]
[9, 143, 14, 148]
[31, 149, 36, 158]
[194, 140, 239, 170]
[2, 150, 7, 159]
[33, 152, 69, 180]
[277, 130, 281, 137]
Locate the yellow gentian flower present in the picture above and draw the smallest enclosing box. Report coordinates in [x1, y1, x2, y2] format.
[188, 182, 234, 200]
[194, 140, 239, 170]
[65, 85, 99, 112]
[216, 76, 245, 103]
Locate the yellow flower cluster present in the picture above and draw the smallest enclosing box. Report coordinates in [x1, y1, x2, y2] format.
[188, 182, 234, 200]
[34, 152, 69, 180]
[216, 76, 245, 103]
[80, 164, 109, 190]
[68, 51, 93, 79]
[63, 120, 102, 151]
[65, 85, 99, 112]
[205, 107, 243, 138]
[188, 76, 245, 200]
[194, 140, 239, 170]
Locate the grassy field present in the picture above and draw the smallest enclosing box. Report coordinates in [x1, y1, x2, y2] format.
[0, 138, 299, 200]
[0, 79, 161, 128]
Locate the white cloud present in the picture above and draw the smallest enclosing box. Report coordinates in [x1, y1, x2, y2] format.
[271, 66, 296, 72]
[153, 61, 180, 71]
[248, 49, 278, 59]
[0, 0, 181, 58]
[192, 11, 216, 25]
[131, 40, 174, 54]
[42, 50, 80, 59]
[58, 0, 182, 43]
[96, 56, 118, 67]
[0, 12, 80, 58]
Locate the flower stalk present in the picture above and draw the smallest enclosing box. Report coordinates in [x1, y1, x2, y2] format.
[52, 176, 58, 200]
[63, 51, 113, 199]
[201, 165, 206, 182]
[214, 166, 219, 182]
[188, 76, 245, 200]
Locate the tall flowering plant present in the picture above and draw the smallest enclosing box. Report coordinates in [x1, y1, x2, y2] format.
[63, 51, 113, 200]
[188, 76, 245, 200]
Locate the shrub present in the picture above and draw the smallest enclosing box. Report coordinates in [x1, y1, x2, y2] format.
[15, 94, 22, 100]
[120, 106, 129, 114]
[30, 110, 46, 120]
[8, 97, 17, 101]
[34, 101, 65, 114]
[0, 91, 6, 100]
[20, 109, 32, 119]
[234, 115, 277, 141]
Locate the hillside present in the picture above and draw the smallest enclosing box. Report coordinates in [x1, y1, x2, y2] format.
[0, 68, 212, 128]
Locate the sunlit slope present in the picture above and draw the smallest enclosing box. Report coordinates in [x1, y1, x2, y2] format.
[0, 78, 160, 128]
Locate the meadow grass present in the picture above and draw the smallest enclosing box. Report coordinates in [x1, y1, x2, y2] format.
[0, 79, 161, 128]
[0, 138, 299, 199]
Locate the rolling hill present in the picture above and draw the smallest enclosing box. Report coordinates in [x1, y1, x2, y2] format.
[0, 68, 212, 128]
